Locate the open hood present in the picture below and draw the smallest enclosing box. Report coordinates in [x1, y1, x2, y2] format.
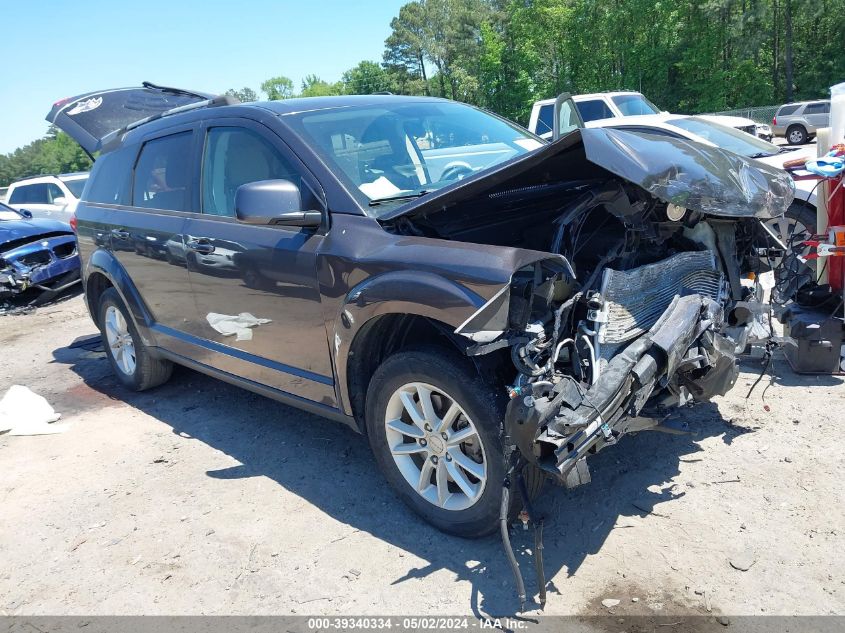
[45, 83, 216, 155]
[383, 128, 794, 222]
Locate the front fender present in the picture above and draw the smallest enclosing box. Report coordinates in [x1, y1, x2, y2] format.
[332, 270, 491, 416]
[85, 248, 157, 346]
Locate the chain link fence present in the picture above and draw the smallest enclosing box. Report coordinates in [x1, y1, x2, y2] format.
[705, 105, 779, 124]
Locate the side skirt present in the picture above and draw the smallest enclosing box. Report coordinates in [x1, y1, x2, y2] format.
[155, 348, 360, 433]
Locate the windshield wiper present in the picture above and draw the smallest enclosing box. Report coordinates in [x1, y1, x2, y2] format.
[368, 191, 430, 206]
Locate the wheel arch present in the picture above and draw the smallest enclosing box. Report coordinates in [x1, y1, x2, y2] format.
[333, 270, 508, 432]
[84, 249, 156, 345]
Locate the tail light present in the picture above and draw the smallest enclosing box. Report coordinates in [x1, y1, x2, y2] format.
[69, 213, 77, 232]
[772, 116, 777, 126]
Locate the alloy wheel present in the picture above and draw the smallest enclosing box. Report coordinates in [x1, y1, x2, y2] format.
[788, 128, 806, 144]
[384, 382, 487, 511]
[762, 215, 813, 270]
[105, 305, 136, 376]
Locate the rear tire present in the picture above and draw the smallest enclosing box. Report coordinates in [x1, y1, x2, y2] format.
[365, 346, 544, 538]
[786, 124, 808, 145]
[98, 288, 173, 391]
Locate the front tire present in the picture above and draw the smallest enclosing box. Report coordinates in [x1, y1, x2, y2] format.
[98, 288, 173, 391]
[365, 347, 543, 538]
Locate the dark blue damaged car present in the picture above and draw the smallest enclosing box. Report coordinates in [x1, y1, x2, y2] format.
[0, 201, 81, 301]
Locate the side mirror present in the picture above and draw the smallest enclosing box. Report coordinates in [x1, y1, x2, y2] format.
[53, 196, 68, 207]
[235, 179, 322, 228]
[19, 208, 33, 219]
[552, 92, 585, 141]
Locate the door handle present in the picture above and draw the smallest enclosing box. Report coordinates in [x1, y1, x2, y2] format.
[185, 238, 215, 254]
[111, 228, 130, 240]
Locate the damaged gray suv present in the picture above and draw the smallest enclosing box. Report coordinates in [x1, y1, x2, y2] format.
[49, 85, 792, 540]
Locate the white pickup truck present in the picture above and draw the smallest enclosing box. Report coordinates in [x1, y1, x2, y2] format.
[528, 91, 767, 140]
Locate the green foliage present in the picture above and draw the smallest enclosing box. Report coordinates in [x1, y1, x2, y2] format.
[378, 0, 845, 123]
[299, 74, 343, 97]
[260, 76, 295, 100]
[225, 87, 258, 102]
[0, 130, 91, 188]
[342, 61, 391, 94]
[4, 0, 843, 186]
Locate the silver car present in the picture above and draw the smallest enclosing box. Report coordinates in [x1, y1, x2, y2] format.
[773, 100, 830, 145]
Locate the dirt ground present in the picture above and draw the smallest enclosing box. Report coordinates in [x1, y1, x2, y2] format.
[1, 293, 843, 619]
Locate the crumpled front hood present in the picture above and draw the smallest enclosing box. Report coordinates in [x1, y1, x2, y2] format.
[580, 127, 794, 218]
[384, 128, 794, 222]
[0, 219, 72, 250]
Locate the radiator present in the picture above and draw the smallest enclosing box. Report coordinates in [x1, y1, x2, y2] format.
[595, 251, 724, 358]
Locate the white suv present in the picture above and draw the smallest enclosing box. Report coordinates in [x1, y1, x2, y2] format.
[4, 172, 89, 222]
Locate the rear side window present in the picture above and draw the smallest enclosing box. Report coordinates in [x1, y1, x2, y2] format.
[62, 178, 88, 199]
[536, 104, 554, 135]
[576, 99, 614, 122]
[8, 182, 64, 204]
[804, 102, 829, 114]
[9, 183, 47, 204]
[777, 104, 800, 116]
[132, 132, 193, 211]
[46, 183, 65, 202]
[86, 147, 135, 205]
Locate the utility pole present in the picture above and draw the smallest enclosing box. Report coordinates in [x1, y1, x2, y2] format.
[784, 0, 794, 101]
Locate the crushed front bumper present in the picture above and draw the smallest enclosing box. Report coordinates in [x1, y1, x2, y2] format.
[505, 293, 740, 481]
[0, 235, 81, 298]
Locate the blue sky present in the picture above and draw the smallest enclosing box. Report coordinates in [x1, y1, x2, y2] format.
[0, 0, 407, 154]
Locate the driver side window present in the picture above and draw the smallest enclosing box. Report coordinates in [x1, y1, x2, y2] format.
[202, 127, 312, 217]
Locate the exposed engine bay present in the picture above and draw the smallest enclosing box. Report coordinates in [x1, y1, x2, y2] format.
[385, 128, 795, 484]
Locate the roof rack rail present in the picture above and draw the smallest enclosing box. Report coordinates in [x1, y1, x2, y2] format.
[124, 93, 239, 132]
[8, 172, 87, 184]
[101, 92, 240, 149]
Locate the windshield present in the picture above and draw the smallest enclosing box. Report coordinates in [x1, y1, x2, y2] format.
[61, 176, 88, 198]
[667, 116, 779, 157]
[612, 94, 661, 116]
[285, 101, 542, 216]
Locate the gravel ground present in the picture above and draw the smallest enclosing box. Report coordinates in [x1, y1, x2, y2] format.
[1, 294, 843, 618]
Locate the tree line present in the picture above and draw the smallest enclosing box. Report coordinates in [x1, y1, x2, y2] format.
[3, 0, 843, 187]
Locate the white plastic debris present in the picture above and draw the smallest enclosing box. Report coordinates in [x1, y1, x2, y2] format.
[206, 312, 271, 342]
[757, 270, 776, 291]
[0, 385, 68, 435]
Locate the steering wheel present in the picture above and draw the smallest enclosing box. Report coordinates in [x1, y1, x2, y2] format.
[438, 163, 474, 183]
